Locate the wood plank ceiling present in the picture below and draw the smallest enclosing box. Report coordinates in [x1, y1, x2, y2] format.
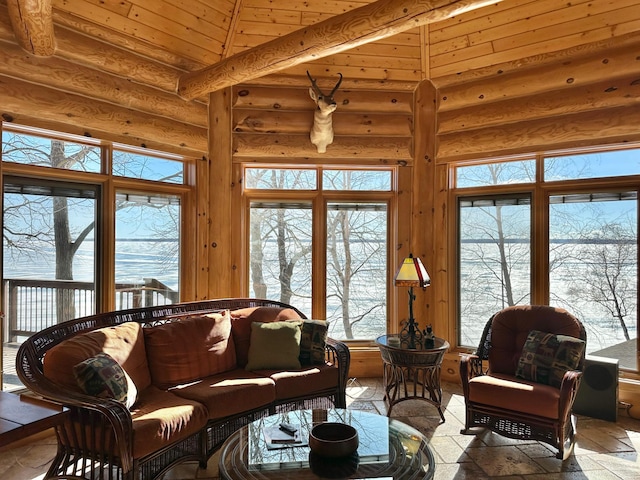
[0, 0, 638, 158]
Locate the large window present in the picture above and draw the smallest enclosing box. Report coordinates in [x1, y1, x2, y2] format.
[1, 124, 190, 391]
[455, 146, 639, 372]
[246, 167, 392, 342]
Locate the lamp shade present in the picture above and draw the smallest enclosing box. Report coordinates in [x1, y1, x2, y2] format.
[394, 254, 430, 288]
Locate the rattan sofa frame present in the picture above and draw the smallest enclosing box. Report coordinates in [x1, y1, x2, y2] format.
[16, 298, 350, 480]
[459, 310, 587, 459]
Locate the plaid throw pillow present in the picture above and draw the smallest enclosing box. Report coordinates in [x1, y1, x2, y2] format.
[298, 320, 328, 365]
[516, 330, 585, 388]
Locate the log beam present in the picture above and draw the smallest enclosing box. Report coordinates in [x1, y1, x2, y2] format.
[177, 0, 502, 99]
[0, 74, 207, 156]
[436, 105, 640, 162]
[438, 43, 640, 112]
[0, 39, 207, 127]
[0, 8, 184, 93]
[233, 134, 411, 161]
[6, 0, 55, 56]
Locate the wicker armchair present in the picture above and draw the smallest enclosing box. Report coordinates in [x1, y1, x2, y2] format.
[460, 305, 587, 459]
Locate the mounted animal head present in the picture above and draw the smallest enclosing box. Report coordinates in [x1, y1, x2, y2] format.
[307, 71, 343, 153]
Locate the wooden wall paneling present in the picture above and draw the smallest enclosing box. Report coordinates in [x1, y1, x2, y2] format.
[0, 39, 207, 128]
[207, 88, 235, 298]
[0, 75, 207, 156]
[438, 75, 640, 135]
[194, 152, 211, 300]
[437, 42, 640, 112]
[436, 104, 640, 162]
[6, 0, 55, 56]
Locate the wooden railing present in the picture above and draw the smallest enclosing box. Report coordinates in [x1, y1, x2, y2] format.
[2, 278, 178, 342]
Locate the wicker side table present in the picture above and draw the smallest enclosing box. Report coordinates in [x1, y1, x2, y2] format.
[376, 334, 449, 421]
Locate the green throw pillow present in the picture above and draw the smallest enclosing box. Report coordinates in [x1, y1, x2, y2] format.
[74, 352, 138, 409]
[298, 319, 328, 365]
[245, 320, 302, 371]
[515, 329, 585, 388]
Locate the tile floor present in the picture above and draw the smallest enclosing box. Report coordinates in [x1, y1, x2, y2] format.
[1, 378, 640, 479]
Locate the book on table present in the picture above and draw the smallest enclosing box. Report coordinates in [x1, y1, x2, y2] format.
[262, 424, 305, 449]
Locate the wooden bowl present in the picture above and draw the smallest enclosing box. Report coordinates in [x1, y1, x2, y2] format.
[309, 422, 359, 458]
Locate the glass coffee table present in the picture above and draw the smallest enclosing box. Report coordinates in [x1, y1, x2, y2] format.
[219, 408, 435, 479]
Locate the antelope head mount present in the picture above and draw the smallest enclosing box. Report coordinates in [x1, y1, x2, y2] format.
[307, 71, 343, 153]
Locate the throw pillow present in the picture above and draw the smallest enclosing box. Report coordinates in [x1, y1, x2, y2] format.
[298, 319, 328, 365]
[74, 352, 138, 409]
[245, 320, 303, 371]
[515, 329, 585, 388]
[230, 307, 302, 367]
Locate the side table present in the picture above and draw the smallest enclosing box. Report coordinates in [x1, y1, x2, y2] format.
[0, 391, 67, 448]
[376, 334, 449, 421]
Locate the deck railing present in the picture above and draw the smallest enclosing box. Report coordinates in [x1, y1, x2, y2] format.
[2, 278, 178, 342]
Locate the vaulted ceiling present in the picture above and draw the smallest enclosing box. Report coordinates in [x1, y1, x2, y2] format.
[6, 0, 638, 93]
[1, 0, 638, 158]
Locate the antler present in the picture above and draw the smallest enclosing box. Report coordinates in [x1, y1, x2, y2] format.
[329, 73, 343, 97]
[307, 71, 342, 98]
[307, 71, 322, 96]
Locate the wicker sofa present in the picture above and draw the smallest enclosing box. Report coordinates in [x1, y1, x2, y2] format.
[16, 298, 350, 480]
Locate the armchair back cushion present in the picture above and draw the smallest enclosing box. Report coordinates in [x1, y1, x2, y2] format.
[489, 305, 584, 375]
[43, 321, 151, 393]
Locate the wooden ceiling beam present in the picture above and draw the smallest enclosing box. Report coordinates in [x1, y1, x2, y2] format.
[6, 0, 55, 56]
[177, 0, 502, 100]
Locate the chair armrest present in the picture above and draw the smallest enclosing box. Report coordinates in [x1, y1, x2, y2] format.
[325, 337, 351, 408]
[460, 354, 484, 399]
[559, 369, 583, 421]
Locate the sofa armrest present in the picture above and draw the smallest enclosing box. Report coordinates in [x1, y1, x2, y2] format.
[325, 337, 351, 408]
[22, 374, 135, 472]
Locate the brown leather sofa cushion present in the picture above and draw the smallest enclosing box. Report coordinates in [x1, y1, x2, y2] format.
[144, 311, 237, 389]
[43, 321, 151, 393]
[230, 307, 302, 367]
[489, 305, 583, 375]
[468, 373, 561, 419]
[170, 368, 276, 420]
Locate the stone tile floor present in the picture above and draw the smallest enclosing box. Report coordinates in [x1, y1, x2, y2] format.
[1, 378, 639, 479]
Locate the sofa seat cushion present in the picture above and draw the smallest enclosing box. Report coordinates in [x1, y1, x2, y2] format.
[230, 307, 302, 367]
[43, 321, 151, 394]
[169, 368, 276, 420]
[144, 311, 237, 389]
[468, 373, 560, 419]
[130, 386, 208, 459]
[266, 363, 339, 400]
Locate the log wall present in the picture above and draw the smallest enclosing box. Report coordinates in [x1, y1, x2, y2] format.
[231, 84, 415, 163]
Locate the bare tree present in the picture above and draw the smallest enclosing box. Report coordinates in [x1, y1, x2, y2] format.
[567, 223, 636, 341]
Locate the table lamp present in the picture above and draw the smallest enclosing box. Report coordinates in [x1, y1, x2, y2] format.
[394, 253, 430, 349]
